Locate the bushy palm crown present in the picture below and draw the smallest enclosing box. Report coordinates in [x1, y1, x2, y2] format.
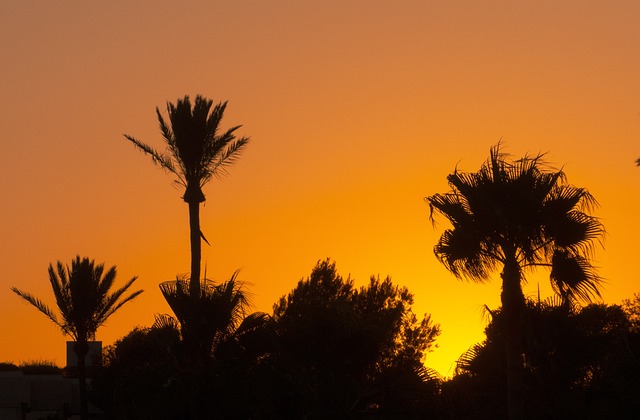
[426, 144, 604, 303]
[12, 256, 143, 342]
[124, 95, 249, 203]
[159, 272, 252, 356]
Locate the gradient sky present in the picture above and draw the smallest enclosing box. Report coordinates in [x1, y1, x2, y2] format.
[2, 1, 639, 377]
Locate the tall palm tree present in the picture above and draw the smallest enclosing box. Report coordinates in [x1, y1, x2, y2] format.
[425, 143, 604, 419]
[124, 95, 249, 299]
[12, 256, 143, 420]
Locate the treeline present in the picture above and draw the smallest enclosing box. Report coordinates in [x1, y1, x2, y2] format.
[446, 296, 640, 419]
[91, 259, 442, 419]
[89, 262, 640, 419]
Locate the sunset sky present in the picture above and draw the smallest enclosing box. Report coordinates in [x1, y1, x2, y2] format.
[2, 1, 640, 377]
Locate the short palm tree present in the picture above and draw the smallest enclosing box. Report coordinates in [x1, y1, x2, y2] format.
[158, 272, 252, 361]
[124, 95, 249, 299]
[157, 274, 268, 418]
[425, 143, 604, 419]
[12, 256, 143, 420]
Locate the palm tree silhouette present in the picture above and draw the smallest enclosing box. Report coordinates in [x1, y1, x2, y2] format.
[158, 272, 253, 361]
[453, 298, 638, 418]
[11, 256, 143, 420]
[425, 143, 604, 419]
[124, 95, 249, 299]
[157, 274, 268, 417]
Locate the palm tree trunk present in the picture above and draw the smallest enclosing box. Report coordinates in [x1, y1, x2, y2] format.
[501, 256, 526, 420]
[188, 200, 201, 299]
[74, 341, 89, 420]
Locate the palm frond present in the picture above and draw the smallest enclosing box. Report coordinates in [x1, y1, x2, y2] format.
[123, 134, 180, 179]
[544, 185, 587, 214]
[152, 313, 181, 332]
[426, 192, 471, 227]
[204, 100, 227, 136]
[234, 312, 270, 336]
[455, 343, 485, 376]
[48, 263, 71, 320]
[205, 135, 250, 181]
[159, 278, 192, 323]
[96, 265, 116, 300]
[98, 280, 143, 326]
[11, 288, 70, 337]
[13, 256, 142, 342]
[550, 250, 603, 304]
[434, 228, 497, 282]
[156, 106, 176, 147]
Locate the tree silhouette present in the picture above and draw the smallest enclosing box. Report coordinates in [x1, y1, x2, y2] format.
[124, 95, 249, 298]
[90, 261, 445, 418]
[426, 143, 604, 419]
[159, 272, 254, 364]
[622, 293, 640, 332]
[158, 274, 270, 418]
[11, 256, 142, 420]
[93, 310, 270, 420]
[271, 259, 441, 418]
[91, 324, 184, 420]
[448, 299, 640, 418]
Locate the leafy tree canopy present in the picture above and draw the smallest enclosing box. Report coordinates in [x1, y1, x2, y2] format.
[449, 299, 640, 418]
[271, 259, 442, 418]
[273, 259, 440, 373]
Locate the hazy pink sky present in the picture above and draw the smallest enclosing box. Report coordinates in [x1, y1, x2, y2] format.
[2, 1, 639, 376]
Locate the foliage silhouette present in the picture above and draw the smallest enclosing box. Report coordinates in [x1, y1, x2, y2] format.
[91, 324, 184, 420]
[94, 260, 445, 419]
[622, 292, 640, 333]
[94, 292, 273, 419]
[158, 274, 270, 419]
[446, 299, 640, 419]
[270, 259, 442, 418]
[426, 143, 604, 419]
[11, 256, 142, 420]
[159, 272, 250, 362]
[124, 95, 250, 298]
[19, 360, 63, 375]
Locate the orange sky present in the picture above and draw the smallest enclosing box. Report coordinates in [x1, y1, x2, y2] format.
[2, 1, 640, 377]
